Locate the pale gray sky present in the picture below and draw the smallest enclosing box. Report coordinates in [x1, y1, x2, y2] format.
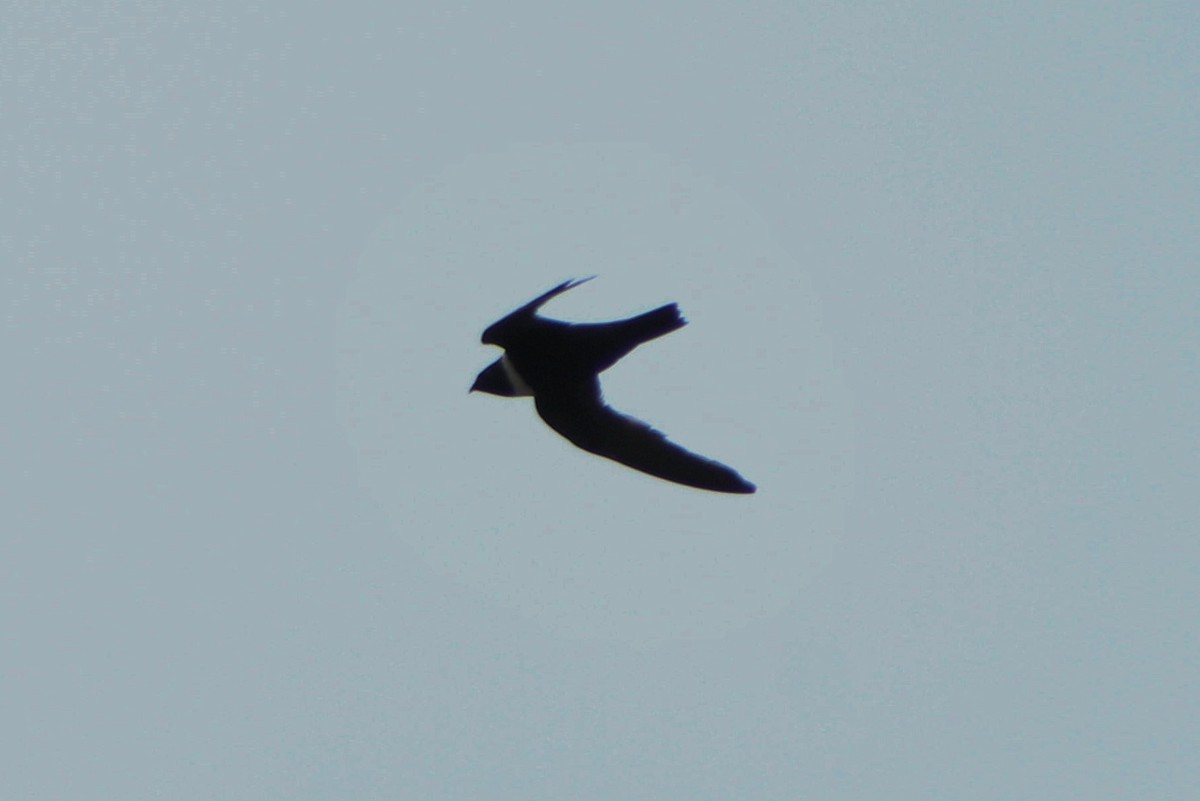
[5, 3, 1197, 799]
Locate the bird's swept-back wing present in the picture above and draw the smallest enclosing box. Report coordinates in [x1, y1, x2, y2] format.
[482, 277, 594, 344]
[535, 384, 755, 494]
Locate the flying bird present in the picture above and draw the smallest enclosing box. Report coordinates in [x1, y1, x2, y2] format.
[470, 278, 755, 494]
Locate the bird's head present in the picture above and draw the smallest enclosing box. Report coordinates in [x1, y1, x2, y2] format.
[469, 359, 519, 397]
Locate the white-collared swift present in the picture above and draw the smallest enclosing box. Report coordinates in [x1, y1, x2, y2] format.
[470, 278, 755, 494]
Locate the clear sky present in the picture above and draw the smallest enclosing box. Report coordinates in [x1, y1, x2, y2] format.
[5, 3, 1197, 799]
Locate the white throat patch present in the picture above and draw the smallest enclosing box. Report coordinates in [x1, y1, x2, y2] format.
[500, 353, 535, 397]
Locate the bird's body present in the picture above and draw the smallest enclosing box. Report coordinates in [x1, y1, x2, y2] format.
[471, 278, 755, 494]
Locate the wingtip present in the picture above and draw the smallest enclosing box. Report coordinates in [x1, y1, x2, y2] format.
[725, 477, 757, 494]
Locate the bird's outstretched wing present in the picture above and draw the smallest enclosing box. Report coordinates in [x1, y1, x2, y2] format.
[482, 277, 594, 344]
[535, 382, 756, 494]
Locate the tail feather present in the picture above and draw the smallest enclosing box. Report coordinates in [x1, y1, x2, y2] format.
[586, 303, 687, 372]
[622, 303, 687, 345]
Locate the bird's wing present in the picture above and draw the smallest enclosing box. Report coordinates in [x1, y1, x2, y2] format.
[534, 383, 755, 494]
[483, 277, 595, 343]
[514, 276, 595, 316]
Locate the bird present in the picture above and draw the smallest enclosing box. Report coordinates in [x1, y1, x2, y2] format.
[470, 277, 756, 494]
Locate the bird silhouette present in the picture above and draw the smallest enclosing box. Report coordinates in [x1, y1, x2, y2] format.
[471, 278, 755, 494]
